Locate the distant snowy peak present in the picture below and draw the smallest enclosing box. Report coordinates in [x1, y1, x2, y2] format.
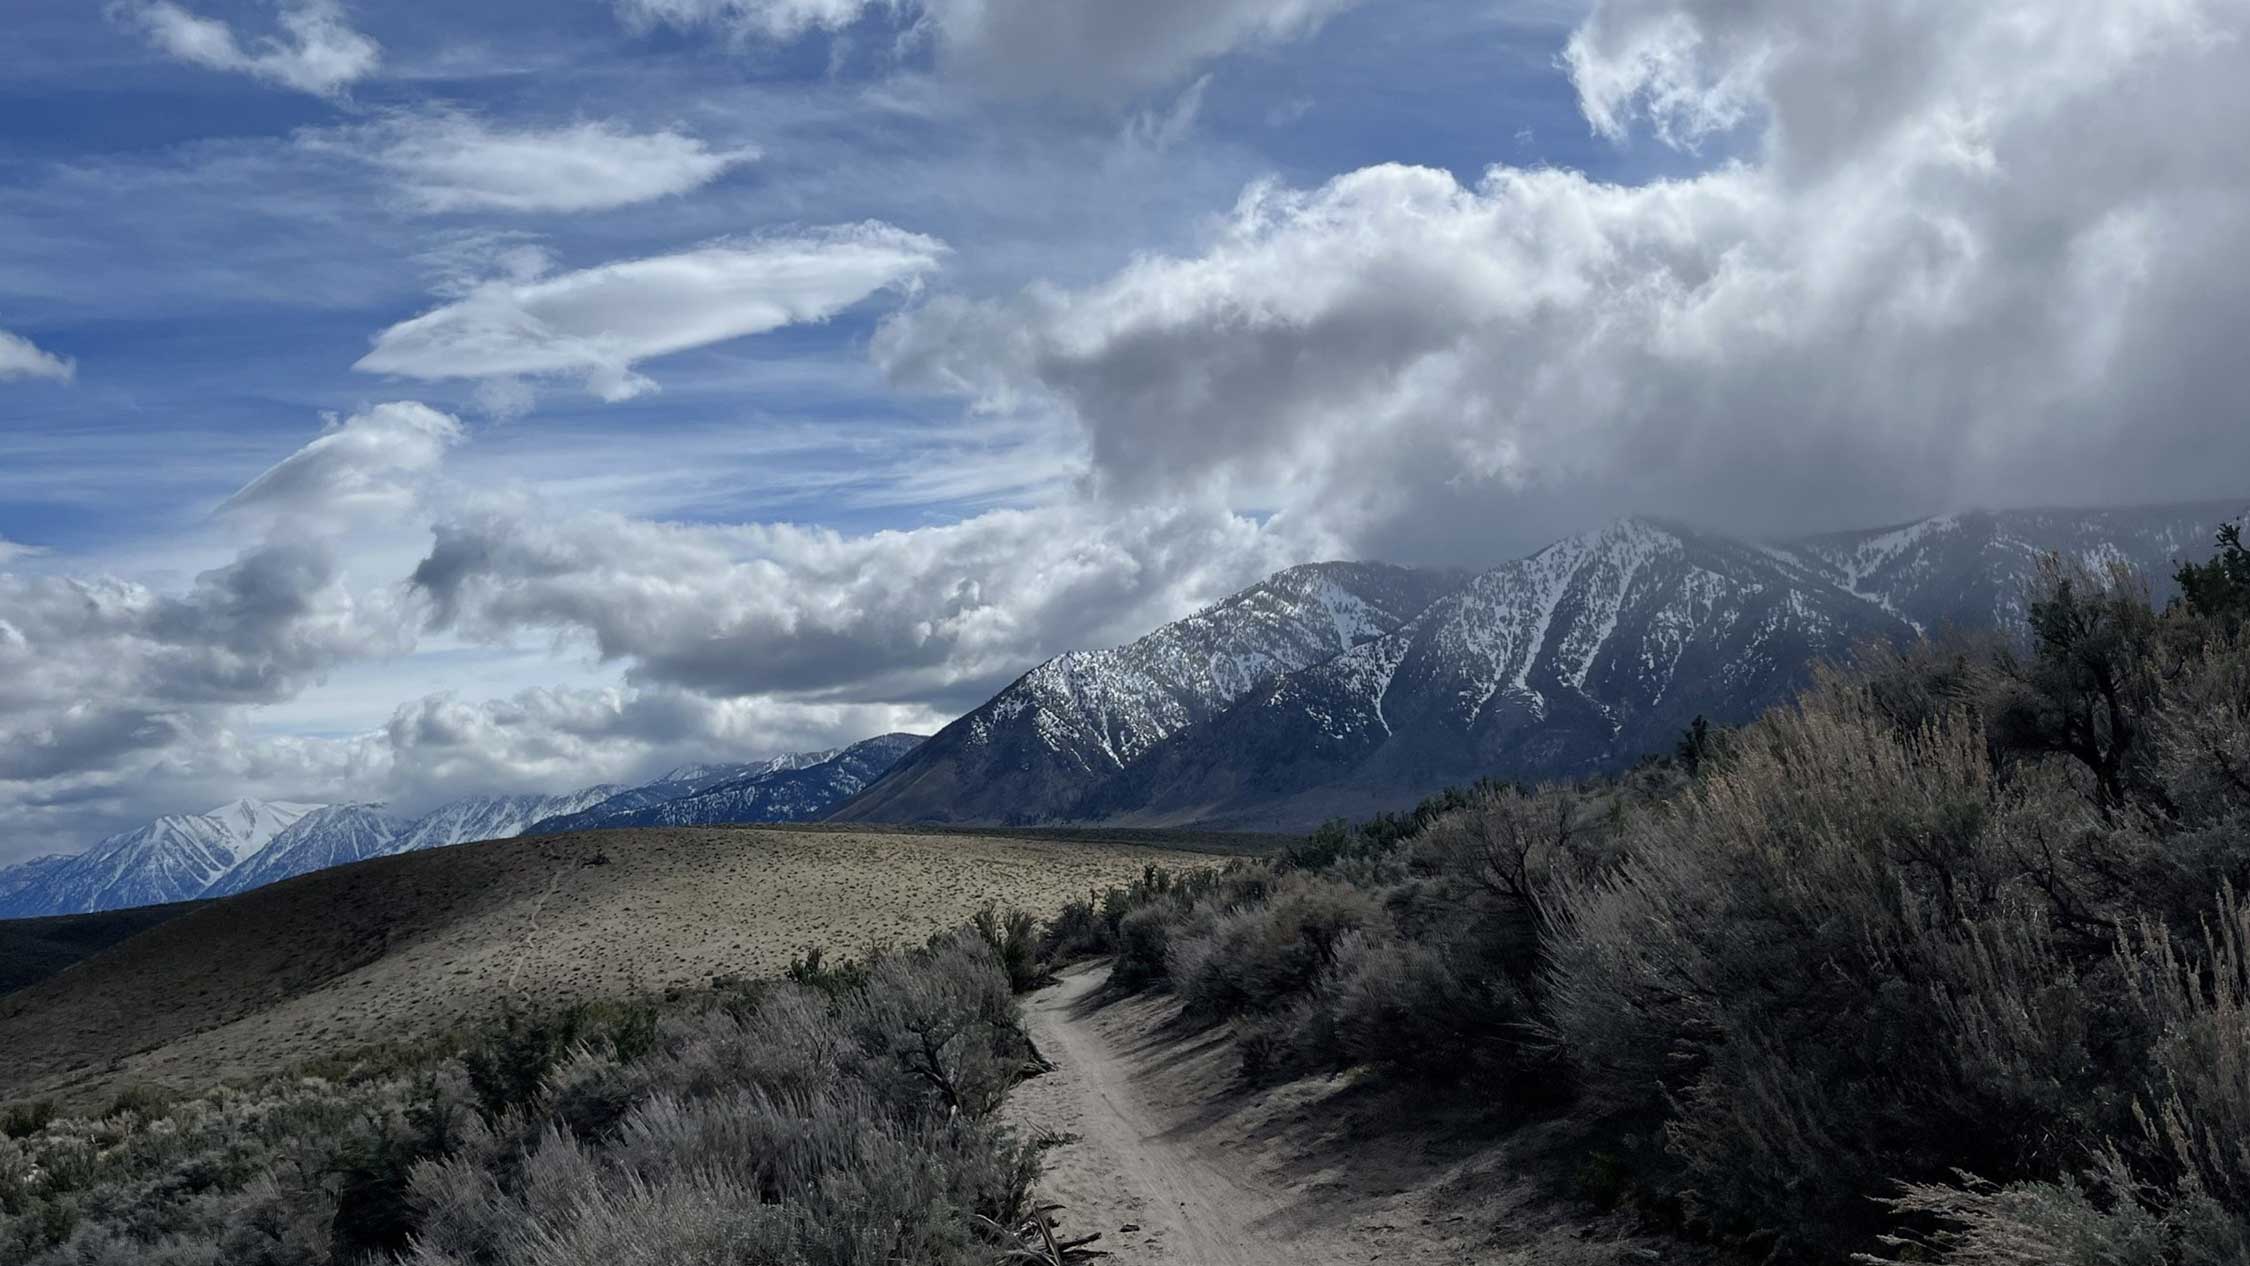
[0, 737, 910, 918]
[596, 734, 924, 830]
[1778, 503, 2234, 633]
[651, 754, 827, 790]
[1071, 518, 1922, 825]
[832, 561, 1465, 825]
[996, 560, 1463, 765]
[390, 785, 623, 854]
[206, 804, 409, 898]
[1069, 505, 2240, 829]
[0, 798, 329, 918]
[202, 798, 326, 863]
[1382, 517, 1894, 723]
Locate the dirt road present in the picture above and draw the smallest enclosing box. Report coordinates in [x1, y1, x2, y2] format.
[1008, 962, 1678, 1266]
[1010, 962, 1463, 1265]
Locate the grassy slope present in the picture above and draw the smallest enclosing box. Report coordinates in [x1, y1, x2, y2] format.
[0, 902, 198, 996]
[0, 825, 1239, 1110]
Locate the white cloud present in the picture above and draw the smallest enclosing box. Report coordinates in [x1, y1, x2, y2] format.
[0, 329, 74, 383]
[309, 111, 759, 214]
[615, 0, 1365, 95]
[0, 537, 46, 565]
[877, 0, 2250, 556]
[0, 404, 462, 858]
[220, 402, 465, 520]
[371, 685, 942, 809]
[922, 0, 1364, 96]
[126, 0, 379, 97]
[408, 494, 1298, 705]
[356, 226, 947, 401]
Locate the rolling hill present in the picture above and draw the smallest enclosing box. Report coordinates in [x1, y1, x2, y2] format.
[0, 823, 1247, 1109]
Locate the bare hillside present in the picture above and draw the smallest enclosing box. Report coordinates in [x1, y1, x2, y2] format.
[0, 826, 1216, 1109]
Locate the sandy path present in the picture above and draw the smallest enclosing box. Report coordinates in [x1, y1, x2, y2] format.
[1011, 962, 1394, 1266]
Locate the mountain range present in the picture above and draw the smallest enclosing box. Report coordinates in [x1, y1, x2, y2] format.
[0, 736, 924, 918]
[836, 502, 2238, 829]
[3, 501, 2236, 918]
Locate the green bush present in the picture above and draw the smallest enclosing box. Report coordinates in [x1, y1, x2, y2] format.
[970, 904, 1043, 994]
[1167, 879, 1382, 1022]
[1110, 904, 1176, 991]
[1329, 933, 1540, 1085]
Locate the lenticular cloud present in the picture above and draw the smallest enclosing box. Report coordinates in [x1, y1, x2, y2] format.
[358, 226, 946, 401]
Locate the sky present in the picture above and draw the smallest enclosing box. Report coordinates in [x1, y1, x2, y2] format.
[1, 0, 2247, 862]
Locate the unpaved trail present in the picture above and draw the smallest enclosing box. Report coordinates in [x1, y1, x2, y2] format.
[1010, 963, 1456, 1265]
[502, 863, 568, 998]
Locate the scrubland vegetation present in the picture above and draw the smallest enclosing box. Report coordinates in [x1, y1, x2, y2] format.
[0, 927, 1054, 1266]
[1042, 527, 2250, 1265]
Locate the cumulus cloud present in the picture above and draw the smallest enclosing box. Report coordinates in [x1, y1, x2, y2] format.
[373, 685, 942, 808]
[0, 537, 416, 855]
[0, 329, 74, 383]
[409, 496, 1297, 706]
[0, 544, 408, 719]
[0, 407, 442, 859]
[877, 0, 2250, 557]
[616, 0, 1363, 96]
[220, 401, 464, 520]
[124, 0, 379, 97]
[309, 111, 759, 214]
[356, 226, 946, 401]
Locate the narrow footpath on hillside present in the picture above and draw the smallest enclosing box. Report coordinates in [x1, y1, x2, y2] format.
[1005, 962, 1673, 1266]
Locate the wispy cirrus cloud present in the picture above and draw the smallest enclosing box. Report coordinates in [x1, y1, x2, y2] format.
[305, 110, 760, 214]
[356, 225, 946, 401]
[0, 329, 74, 383]
[615, 0, 1367, 96]
[121, 0, 380, 97]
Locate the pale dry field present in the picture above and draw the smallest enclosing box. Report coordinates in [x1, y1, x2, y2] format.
[0, 826, 1217, 1109]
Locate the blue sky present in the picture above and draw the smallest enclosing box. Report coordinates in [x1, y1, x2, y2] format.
[2, 0, 2245, 860]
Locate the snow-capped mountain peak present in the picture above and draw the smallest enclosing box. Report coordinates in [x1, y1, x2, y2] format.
[832, 561, 1466, 825]
[205, 804, 411, 898]
[202, 798, 326, 865]
[386, 787, 623, 856]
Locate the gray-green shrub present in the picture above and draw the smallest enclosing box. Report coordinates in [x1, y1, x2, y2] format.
[0, 934, 1040, 1266]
